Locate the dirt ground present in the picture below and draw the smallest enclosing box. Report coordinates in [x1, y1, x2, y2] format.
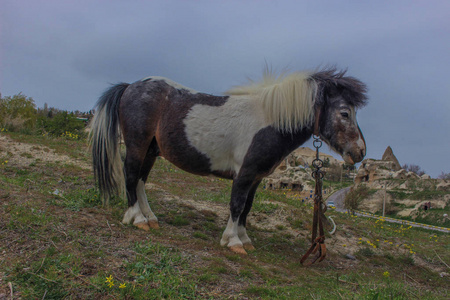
[0, 135, 91, 170]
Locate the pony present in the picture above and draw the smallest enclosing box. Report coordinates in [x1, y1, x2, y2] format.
[90, 67, 368, 254]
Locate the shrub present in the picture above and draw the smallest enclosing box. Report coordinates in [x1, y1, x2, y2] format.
[355, 247, 375, 257]
[37, 111, 86, 138]
[438, 172, 450, 180]
[344, 184, 370, 212]
[402, 164, 425, 176]
[0, 93, 37, 131]
[325, 163, 342, 182]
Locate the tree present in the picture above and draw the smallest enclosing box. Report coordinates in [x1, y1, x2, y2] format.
[402, 164, 425, 176]
[438, 172, 450, 180]
[0, 93, 37, 130]
[325, 163, 342, 182]
[344, 185, 370, 213]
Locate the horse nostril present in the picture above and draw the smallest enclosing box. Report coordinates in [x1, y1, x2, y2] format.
[361, 149, 366, 158]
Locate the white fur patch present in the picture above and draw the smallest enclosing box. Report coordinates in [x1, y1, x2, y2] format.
[122, 201, 147, 225]
[183, 96, 270, 174]
[356, 134, 365, 150]
[220, 216, 242, 247]
[237, 224, 252, 245]
[141, 76, 199, 94]
[355, 125, 365, 151]
[349, 108, 365, 151]
[136, 180, 158, 222]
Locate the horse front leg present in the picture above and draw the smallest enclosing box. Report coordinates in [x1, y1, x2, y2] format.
[238, 180, 261, 251]
[220, 178, 255, 254]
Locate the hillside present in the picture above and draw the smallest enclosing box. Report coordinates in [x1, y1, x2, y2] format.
[0, 132, 449, 299]
[268, 144, 449, 228]
[352, 147, 450, 227]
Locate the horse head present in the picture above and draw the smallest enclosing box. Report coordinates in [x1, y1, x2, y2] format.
[313, 69, 368, 165]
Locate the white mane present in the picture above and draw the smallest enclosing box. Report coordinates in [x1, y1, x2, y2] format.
[226, 71, 317, 133]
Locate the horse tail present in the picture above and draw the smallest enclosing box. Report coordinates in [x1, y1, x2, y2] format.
[89, 83, 129, 204]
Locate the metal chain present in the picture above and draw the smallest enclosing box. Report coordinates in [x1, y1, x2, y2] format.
[312, 134, 326, 214]
[301, 134, 327, 265]
[311, 135, 324, 181]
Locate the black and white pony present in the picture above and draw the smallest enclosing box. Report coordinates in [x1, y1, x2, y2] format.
[90, 68, 367, 254]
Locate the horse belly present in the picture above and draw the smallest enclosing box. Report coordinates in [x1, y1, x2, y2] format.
[154, 117, 220, 177]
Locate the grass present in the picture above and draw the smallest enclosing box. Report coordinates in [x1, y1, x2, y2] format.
[393, 204, 450, 228]
[0, 131, 449, 299]
[388, 189, 446, 201]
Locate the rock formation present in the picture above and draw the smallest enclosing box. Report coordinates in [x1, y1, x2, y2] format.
[381, 146, 401, 171]
[352, 146, 449, 221]
[355, 146, 403, 184]
[354, 159, 397, 184]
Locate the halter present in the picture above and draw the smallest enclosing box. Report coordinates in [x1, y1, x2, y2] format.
[301, 107, 327, 265]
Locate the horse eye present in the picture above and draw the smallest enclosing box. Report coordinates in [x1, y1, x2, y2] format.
[340, 112, 349, 118]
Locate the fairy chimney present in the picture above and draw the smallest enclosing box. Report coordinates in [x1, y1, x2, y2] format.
[382, 146, 401, 171]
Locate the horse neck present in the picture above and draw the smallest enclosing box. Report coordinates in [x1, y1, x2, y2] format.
[277, 127, 314, 157]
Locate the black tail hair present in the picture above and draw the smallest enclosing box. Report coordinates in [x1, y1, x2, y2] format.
[90, 83, 129, 203]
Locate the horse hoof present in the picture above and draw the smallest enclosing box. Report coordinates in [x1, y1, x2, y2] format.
[230, 245, 247, 255]
[148, 220, 160, 229]
[243, 243, 255, 251]
[135, 222, 150, 231]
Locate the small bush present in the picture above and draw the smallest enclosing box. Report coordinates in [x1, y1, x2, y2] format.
[356, 247, 375, 257]
[344, 185, 370, 211]
[37, 111, 86, 138]
[438, 172, 450, 179]
[0, 93, 37, 131]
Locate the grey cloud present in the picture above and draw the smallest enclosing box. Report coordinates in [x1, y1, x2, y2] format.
[1, 0, 449, 177]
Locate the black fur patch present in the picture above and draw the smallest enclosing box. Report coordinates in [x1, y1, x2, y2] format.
[120, 79, 229, 177]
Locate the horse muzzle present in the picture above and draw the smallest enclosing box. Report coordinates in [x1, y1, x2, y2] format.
[343, 126, 366, 165]
[342, 153, 359, 165]
[343, 145, 366, 165]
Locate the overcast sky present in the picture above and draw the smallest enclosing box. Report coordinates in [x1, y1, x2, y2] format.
[1, 1, 449, 178]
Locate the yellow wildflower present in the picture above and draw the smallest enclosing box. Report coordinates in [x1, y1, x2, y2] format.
[105, 275, 114, 284]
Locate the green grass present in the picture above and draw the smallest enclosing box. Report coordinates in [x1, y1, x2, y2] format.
[166, 215, 191, 226]
[123, 241, 201, 299]
[393, 204, 450, 227]
[1, 131, 449, 299]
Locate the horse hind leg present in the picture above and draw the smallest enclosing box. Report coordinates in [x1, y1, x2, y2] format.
[122, 146, 153, 231]
[137, 139, 160, 229]
[136, 180, 159, 229]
